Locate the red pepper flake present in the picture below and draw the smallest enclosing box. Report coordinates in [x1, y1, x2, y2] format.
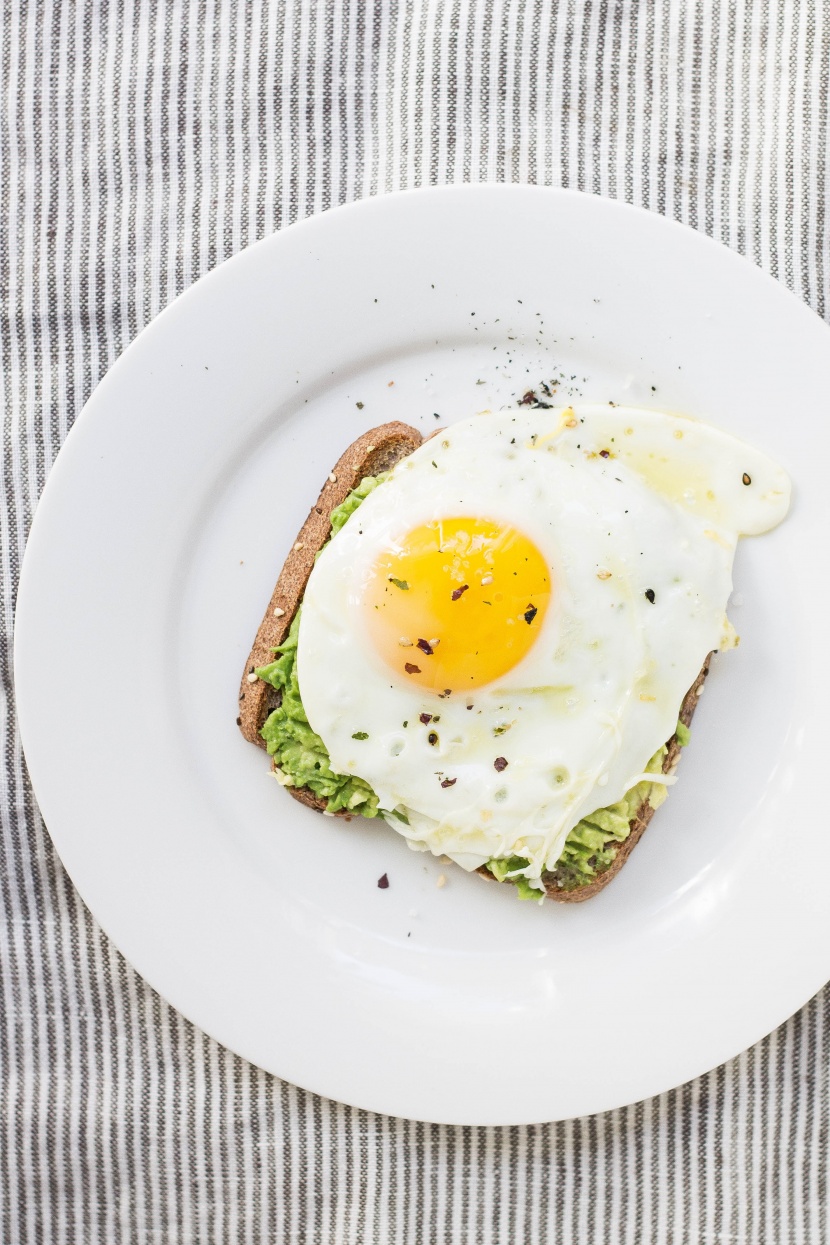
[494, 756, 508, 772]
[599, 449, 610, 459]
[451, 584, 469, 601]
[523, 604, 538, 625]
[419, 713, 432, 725]
[377, 873, 389, 889]
[416, 638, 434, 655]
[440, 777, 457, 788]
[519, 389, 536, 405]
[404, 662, 421, 674]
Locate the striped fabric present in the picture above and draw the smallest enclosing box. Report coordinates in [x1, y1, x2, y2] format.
[2, 1, 828, 1240]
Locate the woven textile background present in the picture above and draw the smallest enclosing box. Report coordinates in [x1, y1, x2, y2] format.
[2, 2, 829, 1242]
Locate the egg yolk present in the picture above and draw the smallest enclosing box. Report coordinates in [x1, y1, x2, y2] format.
[362, 516, 551, 693]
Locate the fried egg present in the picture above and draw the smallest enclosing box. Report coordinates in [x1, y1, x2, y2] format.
[296, 405, 790, 883]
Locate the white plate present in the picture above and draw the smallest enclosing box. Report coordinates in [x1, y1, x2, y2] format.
[15, 185, 830, 1125]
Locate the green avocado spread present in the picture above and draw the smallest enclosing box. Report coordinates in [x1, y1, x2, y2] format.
[255, 474, 689, 898]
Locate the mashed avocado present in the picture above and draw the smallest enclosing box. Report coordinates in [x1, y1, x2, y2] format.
[257, 610, 382, 815]
[255, 473, 690, 896]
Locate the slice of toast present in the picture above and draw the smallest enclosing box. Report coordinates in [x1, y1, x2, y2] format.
[239, 424, 710, 895]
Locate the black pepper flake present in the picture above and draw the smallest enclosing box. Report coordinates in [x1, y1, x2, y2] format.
[451, 584, 469, 601]
[645, 588, 656, 603]
[404, 662, 421, 674]
[742, 472, 752, 486]
[494, 757, 508, 772]
[428, 732, 438, 746]
[519, 389, 536, 405]
[419, 713, 432, 724]
[439, 689, 452, 698]
[356, 401, 364, 409]
[466, 703, 474, 710]
[523, 604, 538, 625]
[377, 873, 389, 889]
[416, 638, 434, 655]
[440, 777, 457, 788]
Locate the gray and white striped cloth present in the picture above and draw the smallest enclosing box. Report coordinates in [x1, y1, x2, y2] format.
[2, 2, 828, 1241]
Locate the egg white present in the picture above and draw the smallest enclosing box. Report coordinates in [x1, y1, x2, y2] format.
[296, 405, 790, 882]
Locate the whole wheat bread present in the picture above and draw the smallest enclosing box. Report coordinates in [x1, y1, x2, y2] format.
[239, 423, 710, 897]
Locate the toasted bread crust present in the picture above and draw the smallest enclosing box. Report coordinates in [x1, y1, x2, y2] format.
[240, 425, 713, 894]
[238, 422, 424, 764]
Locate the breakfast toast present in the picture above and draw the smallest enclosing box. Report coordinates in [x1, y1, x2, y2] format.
[239, 422, 709, 900]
